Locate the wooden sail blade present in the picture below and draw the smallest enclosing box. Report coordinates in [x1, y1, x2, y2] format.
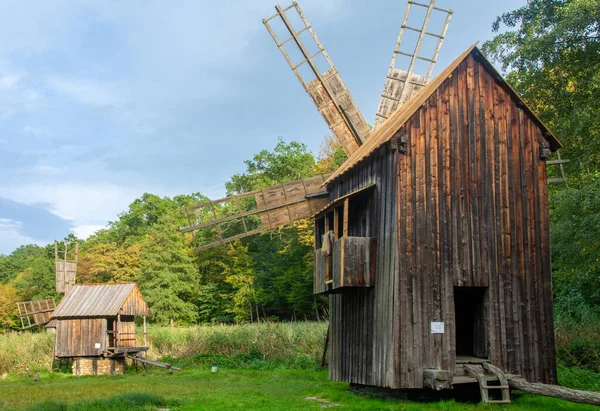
[374, 0, 452, 130]
[263, 2, 371, 155]
[182, 175, 330, 252]
[55, 241, 78, 294]
[16, 299, 56, 330]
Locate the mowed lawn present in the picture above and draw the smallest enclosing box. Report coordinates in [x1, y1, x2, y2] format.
[0, 368, 598, 411]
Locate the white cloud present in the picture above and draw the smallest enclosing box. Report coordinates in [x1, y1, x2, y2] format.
[47, 77, 119, 107]
[0, 219, 43, 255]
[0, 183, 139, 225]
[72, 224, 106, 239]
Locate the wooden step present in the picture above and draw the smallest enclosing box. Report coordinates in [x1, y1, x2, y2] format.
[464, 363, 511, 404]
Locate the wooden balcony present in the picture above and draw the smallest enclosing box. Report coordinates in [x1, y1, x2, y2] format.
[314, 236, 376, 294]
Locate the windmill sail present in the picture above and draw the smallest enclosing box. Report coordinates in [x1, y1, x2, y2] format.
[373, 0, 452, 130]
[263, 2, 371, 155]
[55, 241, 78, 294]
[16, 299, 56, 330]
[181, 175, 330, 252]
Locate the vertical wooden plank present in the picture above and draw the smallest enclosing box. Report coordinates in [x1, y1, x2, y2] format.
[481, 61, 499, 365]
[505, 91, 520, 374]
[428, 89, 442, 371]
[493, 81, 509, 369]
[466, 55, 482, 287]
[527, 119, 541, 382]
[457, 59, 472, 286]
[448, 63, 461, 287]
[440, 73, 455, 372]
[518, 107, 534, 381]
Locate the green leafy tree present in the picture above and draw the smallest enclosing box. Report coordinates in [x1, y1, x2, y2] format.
[224, 138, 326, 321]
[482, 0, 600, 175]
[226, 138, 316, 194]
[138, 215, 200, 325]
[483, 0, 600, 318]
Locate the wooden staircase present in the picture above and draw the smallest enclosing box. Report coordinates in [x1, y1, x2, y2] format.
[463, 363, 511, 404]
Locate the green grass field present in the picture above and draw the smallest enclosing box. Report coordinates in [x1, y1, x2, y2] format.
[0, 367, 598, 410]
[2, 323, 599, 410]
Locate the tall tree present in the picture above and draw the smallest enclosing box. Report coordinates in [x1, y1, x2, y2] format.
[226, 138, 316, 195]
[138, 215, 200, 325]
[482, 0, 600, 175]
[483, 0, 600, 312]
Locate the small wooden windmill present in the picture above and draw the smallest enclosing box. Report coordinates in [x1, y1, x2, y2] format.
[182, 0, 452, 251]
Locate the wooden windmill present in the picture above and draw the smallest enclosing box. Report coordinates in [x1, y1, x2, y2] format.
[182, 0, 452, 251]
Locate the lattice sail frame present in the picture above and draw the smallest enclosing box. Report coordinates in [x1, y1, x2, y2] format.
[55, 241, 78, 294]
[263, 2, 371, 155]
[16, 299, 55, 330]
[374, 0, 452, 129]
[182, 175, 330, 252]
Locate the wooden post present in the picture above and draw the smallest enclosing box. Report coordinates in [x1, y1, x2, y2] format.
[333, 207, 340, 240]
[343, 198, 349, 237]
[117, 314, 121, 349]
[143, 316, 147, 358]
[321, 324, 330, 368]
[324, 214, 331, 283]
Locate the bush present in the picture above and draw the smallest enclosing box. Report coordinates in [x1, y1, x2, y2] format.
[554, 290, 600, 372]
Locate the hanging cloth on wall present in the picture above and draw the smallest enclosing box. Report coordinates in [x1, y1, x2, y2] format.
[321, 230, 334, 257]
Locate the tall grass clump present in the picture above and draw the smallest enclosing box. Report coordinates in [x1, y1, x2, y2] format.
[554, 290, 600, 372]
[147, 321, 327, 368]
[0, 331, 54, 375]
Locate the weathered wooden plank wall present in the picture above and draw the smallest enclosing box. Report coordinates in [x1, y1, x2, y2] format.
[121, 287, 151, 316]
[55, 318, 106, 357]
[328, 144, 398, 387]
[325, 52, 555, 389]
[393, 54, 556, 387]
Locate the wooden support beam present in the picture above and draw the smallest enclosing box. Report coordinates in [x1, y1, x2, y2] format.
[343, 198, 349, 237]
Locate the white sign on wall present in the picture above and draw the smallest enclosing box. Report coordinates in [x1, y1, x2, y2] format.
[95, 343, 101, 349]
[431, 322, 445, 334]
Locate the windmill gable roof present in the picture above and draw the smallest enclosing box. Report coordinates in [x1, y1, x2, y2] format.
[324, 45, 562, 185]
[52, 283, 151, 318]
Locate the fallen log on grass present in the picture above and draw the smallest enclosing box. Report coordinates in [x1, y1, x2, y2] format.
[508, 377, 600, 406]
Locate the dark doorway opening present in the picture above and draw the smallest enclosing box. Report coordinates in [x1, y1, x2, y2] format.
[107, 317, 115, 348]
[454, 287, 488, 359]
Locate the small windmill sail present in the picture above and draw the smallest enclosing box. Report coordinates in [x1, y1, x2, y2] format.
[373, 0, 452, 130]
[263, 2, 371, 155]
[16, 299, 56, 330]
[55, 241, 78, 294]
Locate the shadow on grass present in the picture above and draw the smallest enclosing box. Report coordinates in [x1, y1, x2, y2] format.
[27, 392, 173, 411]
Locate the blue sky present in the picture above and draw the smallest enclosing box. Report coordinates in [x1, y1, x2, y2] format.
[0, 0, 526, 255]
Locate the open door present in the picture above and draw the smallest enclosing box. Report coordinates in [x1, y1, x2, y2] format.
[454, 287, 488, 359]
